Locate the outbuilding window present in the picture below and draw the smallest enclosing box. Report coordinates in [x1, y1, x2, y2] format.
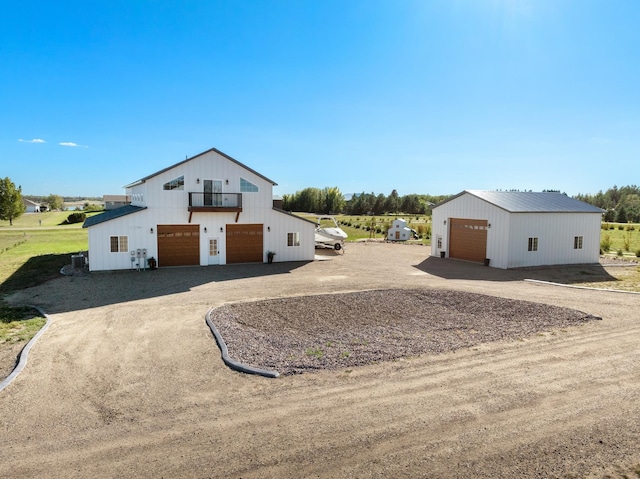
[574, 236, 583, 249]
[110, 236, 128, 253]
[527, 237, 538, 252]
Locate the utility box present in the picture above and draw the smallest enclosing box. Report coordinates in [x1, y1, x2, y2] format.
[71, 254, 85, 269]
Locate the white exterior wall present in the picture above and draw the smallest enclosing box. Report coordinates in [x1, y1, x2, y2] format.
[506, 212, 601, 268]
[87, 209, 152, 271]
[432, 194, 511, 268]
[432, 192, 601, 269]
[87, 150, 315, 271]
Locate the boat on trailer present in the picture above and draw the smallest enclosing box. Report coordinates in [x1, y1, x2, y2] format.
[315, 216, 348, 250]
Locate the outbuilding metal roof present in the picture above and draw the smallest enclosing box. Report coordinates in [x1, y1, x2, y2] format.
[82, 205, 146, 228]
[439, 190, 604, 213]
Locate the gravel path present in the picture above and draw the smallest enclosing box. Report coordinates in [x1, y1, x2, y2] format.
[212, 288, 600, 375]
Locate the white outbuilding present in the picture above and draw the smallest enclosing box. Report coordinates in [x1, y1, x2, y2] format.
[431, 190, 603, 269]
[387, 218, 413, 241]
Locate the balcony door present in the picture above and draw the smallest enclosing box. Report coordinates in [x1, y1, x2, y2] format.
[203, 179, 222, 206]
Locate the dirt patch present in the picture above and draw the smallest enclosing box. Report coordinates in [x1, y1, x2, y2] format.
[0, 341, 23, 381]
[213, 289, 600, 375]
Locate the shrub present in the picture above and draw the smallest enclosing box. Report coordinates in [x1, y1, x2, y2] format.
[600, 234, 612, 252]
[617, 249, 623, 256]
[65, 212, 86, 224]
[618, 225, 624, 230]
[83, 204, 104, 212]
[636, 249, 640, 258]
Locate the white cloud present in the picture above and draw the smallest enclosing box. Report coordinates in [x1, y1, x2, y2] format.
[18, 138, 46, 143]
[59, 141, 88, 148]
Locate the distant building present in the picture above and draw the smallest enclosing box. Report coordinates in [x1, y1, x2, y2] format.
[387, 219, 413, 241]
[23, 198, 41, 213]
[103, 195, 131, 210]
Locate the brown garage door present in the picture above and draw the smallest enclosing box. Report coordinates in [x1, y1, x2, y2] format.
[449, 218, 488, 263]
[226, 224, 263, 263]
[157, 224, 200, 267]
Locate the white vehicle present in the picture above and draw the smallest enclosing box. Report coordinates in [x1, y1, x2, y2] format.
[315, 216, 348, 250]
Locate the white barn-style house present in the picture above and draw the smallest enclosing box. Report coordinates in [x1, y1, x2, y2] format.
[83, 148, 316, 271]
[431, 190, 603, 269]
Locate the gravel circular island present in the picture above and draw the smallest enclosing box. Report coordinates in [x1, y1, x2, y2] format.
[210, 288, 601, 376]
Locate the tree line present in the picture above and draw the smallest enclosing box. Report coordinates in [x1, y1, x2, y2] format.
[281, 187, 451, 215]
[574, 185, 640, 223]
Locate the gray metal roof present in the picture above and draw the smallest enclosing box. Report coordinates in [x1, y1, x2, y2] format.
[439, 190, 603, 213]
[82, 205, 147, 228]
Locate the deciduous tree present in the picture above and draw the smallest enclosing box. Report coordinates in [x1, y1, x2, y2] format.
[0, 177, 26, 225]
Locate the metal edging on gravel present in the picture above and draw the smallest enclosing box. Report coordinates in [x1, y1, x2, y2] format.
[0, 306, 52, 393]
[524, 279, 640, 295]
[205, 308, 280, 378]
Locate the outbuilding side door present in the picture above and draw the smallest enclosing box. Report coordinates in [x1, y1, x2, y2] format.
[449, 218, 488, 263]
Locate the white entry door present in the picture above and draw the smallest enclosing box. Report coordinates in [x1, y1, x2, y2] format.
[208, 237, 220, 265]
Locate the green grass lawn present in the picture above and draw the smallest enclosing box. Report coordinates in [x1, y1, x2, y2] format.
[600, 223, 640, 260]
[0, 211, 93, 351]
[0, 304, 46, 344]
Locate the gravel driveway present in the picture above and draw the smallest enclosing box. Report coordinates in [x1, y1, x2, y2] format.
[1, 242, 639, 479]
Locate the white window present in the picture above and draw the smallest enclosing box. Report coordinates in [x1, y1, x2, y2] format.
[163, 176, 184, 190]
[528, 237, 538, 252]
[240, 178, 259, 192]
[574, 236, 583, 249]
[287, 232, 300, 247]
[110, 236, 128, 253]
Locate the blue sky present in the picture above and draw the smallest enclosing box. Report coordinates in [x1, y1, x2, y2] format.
[2, 0, 638, 198]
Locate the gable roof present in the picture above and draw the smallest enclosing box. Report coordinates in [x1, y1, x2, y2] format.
[82, 205, 146, 228]
[437, 190, 603, 214]
[22, 198, 40, 207]
[123, 148, 277, 189]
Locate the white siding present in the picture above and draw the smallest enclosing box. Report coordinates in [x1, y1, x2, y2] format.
[507, 213, 601, 268]
[87, 209, 153, 271]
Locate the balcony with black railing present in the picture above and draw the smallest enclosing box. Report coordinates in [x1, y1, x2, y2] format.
[188, 192, 243, 212]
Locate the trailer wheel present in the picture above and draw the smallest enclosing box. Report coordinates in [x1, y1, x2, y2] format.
[334, 243, 342, 251]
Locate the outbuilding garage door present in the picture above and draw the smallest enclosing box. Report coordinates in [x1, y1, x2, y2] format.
[157, 224, 200, 267]
[226, 224, 263, 263]
[449, 218, 488, 263]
